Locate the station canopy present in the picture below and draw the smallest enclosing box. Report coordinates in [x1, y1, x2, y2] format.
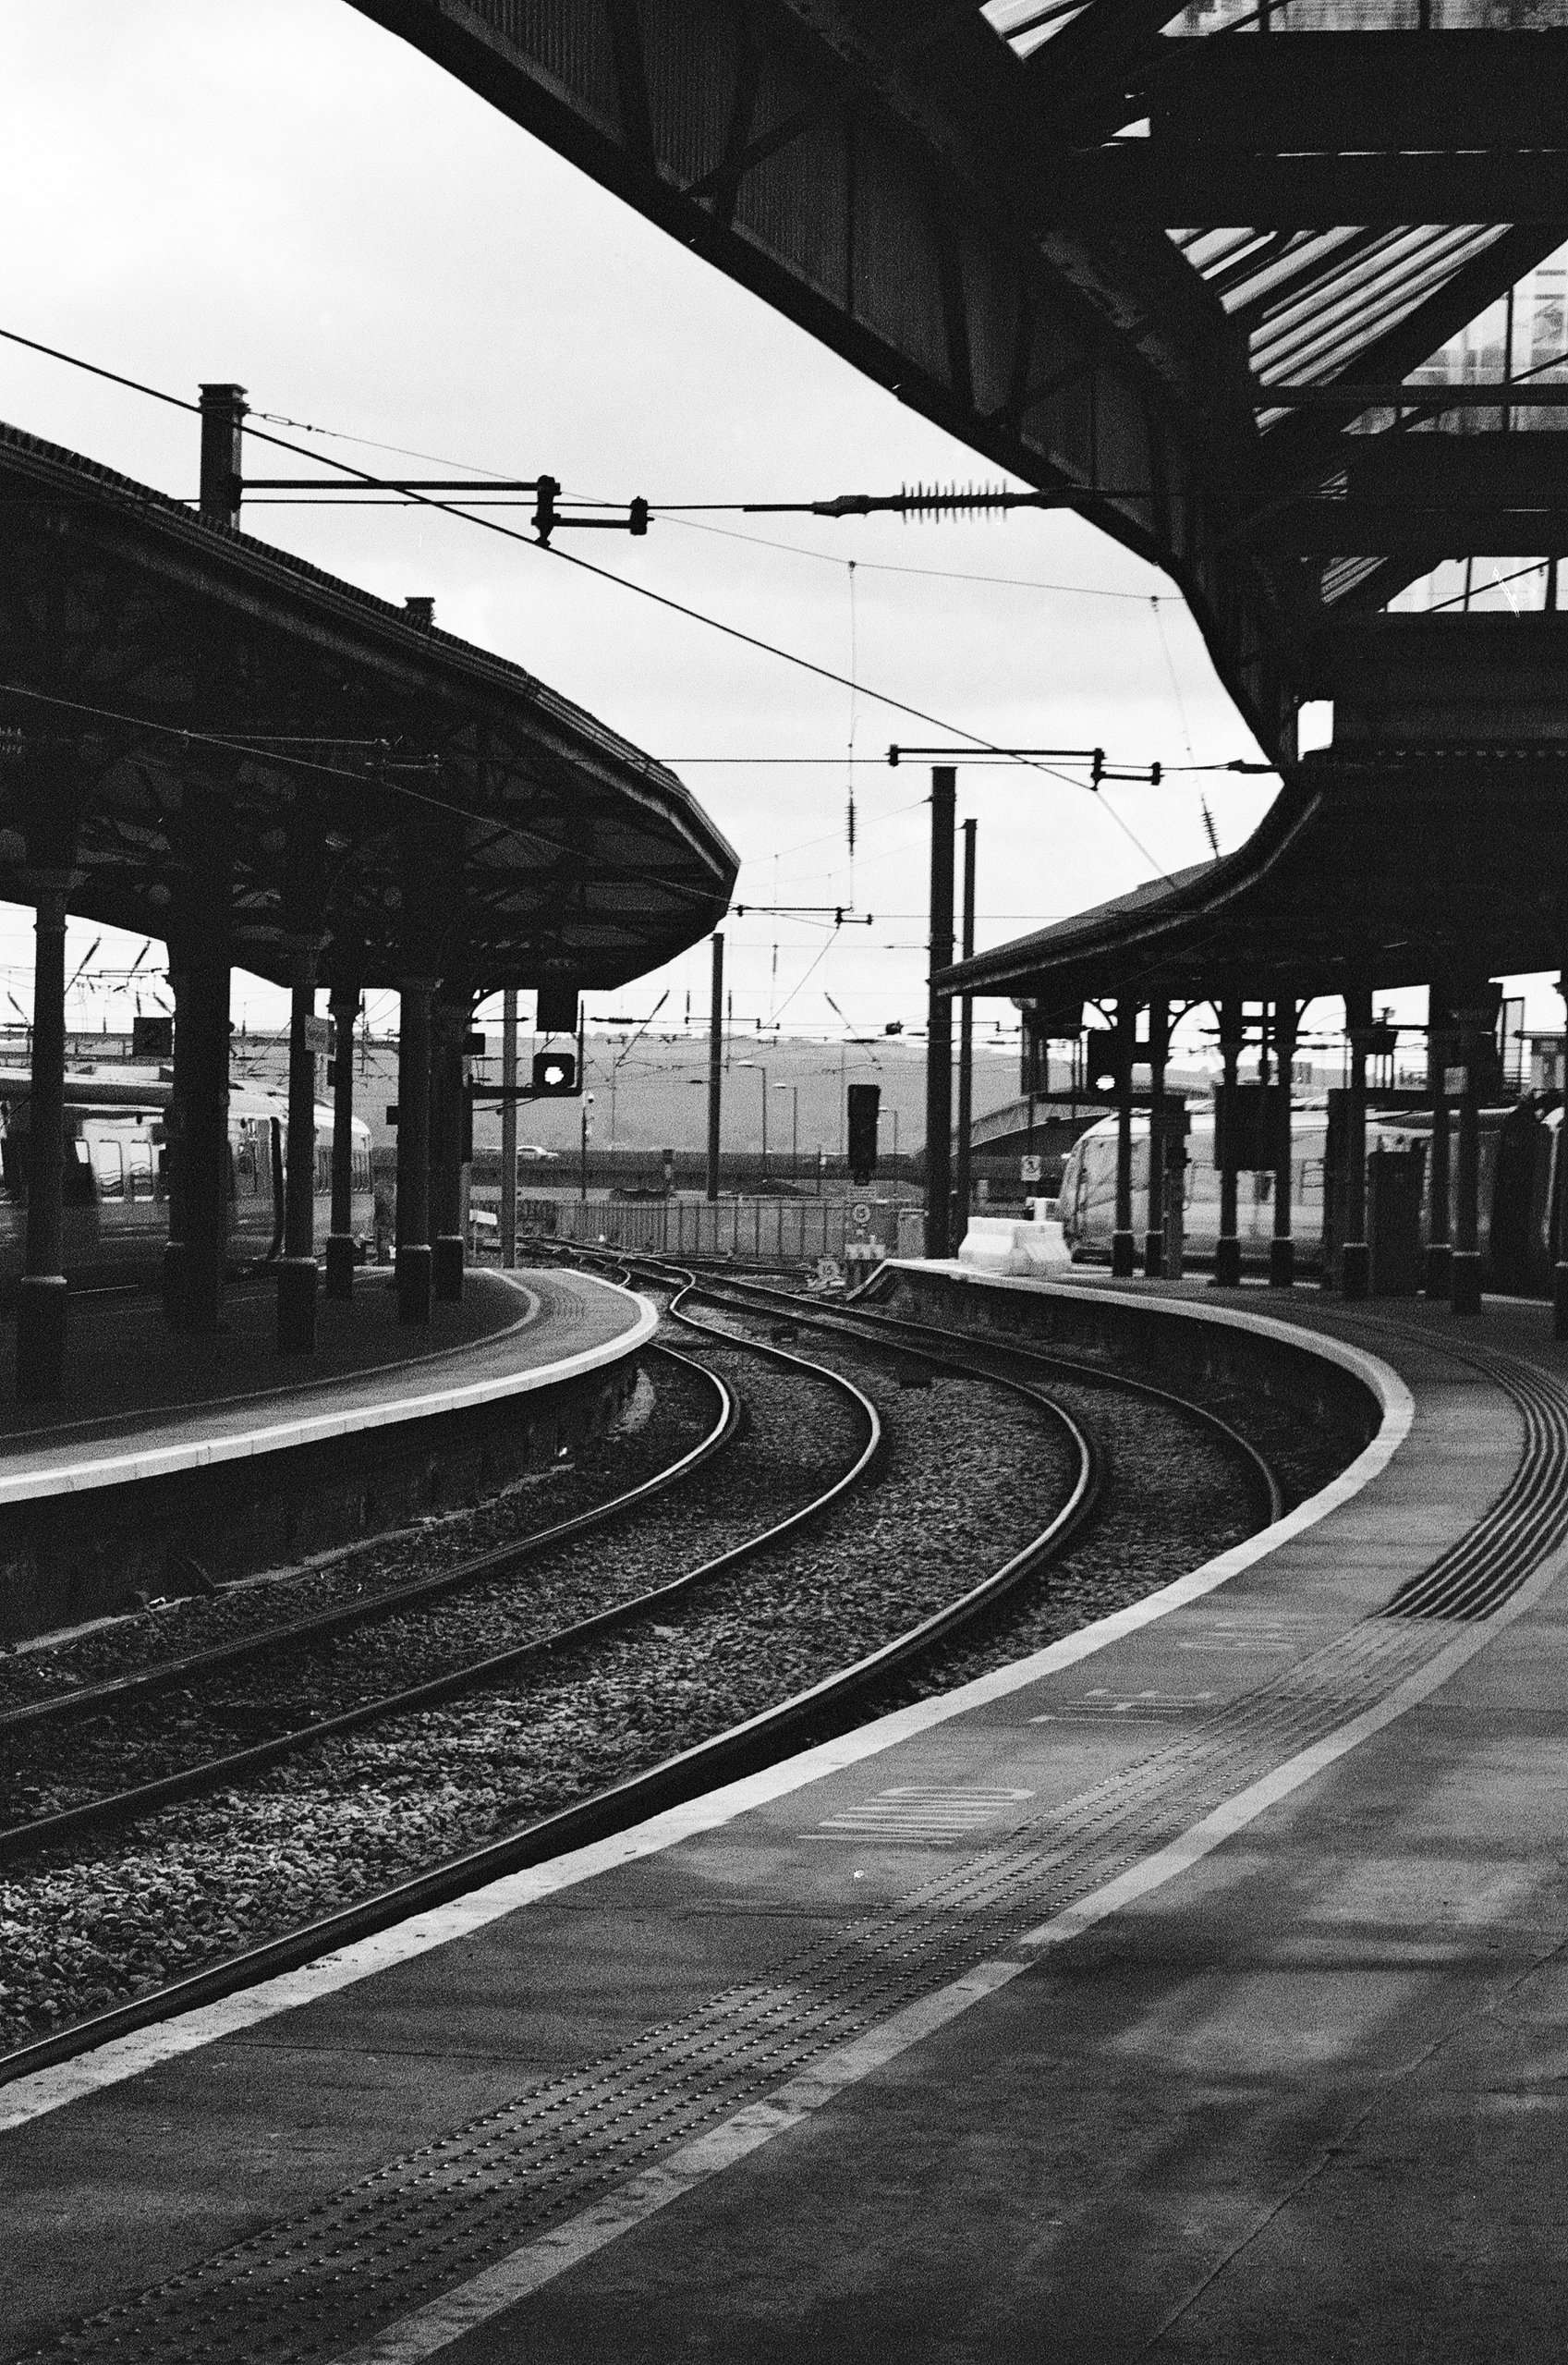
[940, 701, 1568, 1016]
[346, 0, 1568, 1019]
[0, 420, 737, 994]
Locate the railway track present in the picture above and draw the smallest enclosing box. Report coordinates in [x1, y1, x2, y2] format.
[0, 1333, 874, 1864]
[0, 1286, 1098, 2082]
[554, 1242, 1285, 1531]
[0, 1341, 735, 1736]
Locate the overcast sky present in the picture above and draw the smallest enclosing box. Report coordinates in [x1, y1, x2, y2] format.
[0, 1, 1547, 1060]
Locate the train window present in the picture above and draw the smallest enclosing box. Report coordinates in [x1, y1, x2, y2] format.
[66, 1140, 94, 1206]
[126, 1141, 153, 1201]
[93, 1141, 124, 1199]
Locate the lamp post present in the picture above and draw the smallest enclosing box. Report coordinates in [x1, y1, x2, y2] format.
[736, 1059, 768, 1179]
[773, 1081, 797, 1181]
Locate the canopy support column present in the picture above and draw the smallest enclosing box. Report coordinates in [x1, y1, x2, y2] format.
[162, 956, 190, 1325]
[277, 935, 322, 1353]
[1452, 999, 1489, 1317]
[16, 871, 70, 1402]
[1426, 984, 1453, 1301]
[1112, 998, 1136, 1278]
[179, 936, 233, 1335]
[1214, 998, 1242, 1288]
[326, 973, 360, 1301]
[705, 933, 723, 1204]
[164, 803, 233, 1335]
[1144, 997, 1168, 1278]
[924, 767, 954, 1260]
[1341, 988, 1372, 1301]
[500, 987, 518, 1268]
[432, 991, 467, 1303]
[396, 979, 435, 1325]
[954, 819, 977, 1248]
[1270, 996, 1296, 1289]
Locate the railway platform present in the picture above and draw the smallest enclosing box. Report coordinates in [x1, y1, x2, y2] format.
[4, 1275, 1567, 2361]
[0, 1265, 653, 1643]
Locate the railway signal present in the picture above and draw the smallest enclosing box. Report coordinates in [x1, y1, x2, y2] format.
[847, 1082, 881, 1183]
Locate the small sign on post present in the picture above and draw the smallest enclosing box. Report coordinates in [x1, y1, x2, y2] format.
[1020, 1153, 1041, 1184]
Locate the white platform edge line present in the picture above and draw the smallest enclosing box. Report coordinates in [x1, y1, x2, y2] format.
[0, 1275, 656, 1506]
[334, 1450, 1559, 2365]
[0, 1311, 1413, 2133]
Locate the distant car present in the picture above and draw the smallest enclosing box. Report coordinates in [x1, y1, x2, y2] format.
[517, 1145, 559, 1163]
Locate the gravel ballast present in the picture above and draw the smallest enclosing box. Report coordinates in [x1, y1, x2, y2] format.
[0, 1298, 1314, 2056]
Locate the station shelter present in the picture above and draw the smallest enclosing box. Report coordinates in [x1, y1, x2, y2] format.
[0, 390, 736, 1399]
[938, 642, 1568, 1325]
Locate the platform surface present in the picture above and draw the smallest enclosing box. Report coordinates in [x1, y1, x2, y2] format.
[4, 1279, 1567, 2362]
[0, 1264, 651, 1503]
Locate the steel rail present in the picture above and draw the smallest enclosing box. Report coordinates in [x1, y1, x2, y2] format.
[0, 1341, 733, 1738]
[0, 1283, 1100, 2087]
[0, 1339, 876, 1865]
[557, 1245, 1285, 1534]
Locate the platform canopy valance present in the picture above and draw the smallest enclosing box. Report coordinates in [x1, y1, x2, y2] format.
[940, 724, 1568, 1012]
[0, 419, 736, 994]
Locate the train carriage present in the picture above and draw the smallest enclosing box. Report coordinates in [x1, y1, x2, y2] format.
[1058, 1100, 1564, 1293]
[0, 1071, 373, 1291]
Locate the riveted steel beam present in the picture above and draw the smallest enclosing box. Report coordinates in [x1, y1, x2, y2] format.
[1106, 31, 1568, 152]
[1056, 146, 1568, 230]
[344, 0, 1292, 754]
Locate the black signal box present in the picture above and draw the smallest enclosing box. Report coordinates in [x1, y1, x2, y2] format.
[1086, 1031, 1125, 1094]
[532, 1050, 578, 1097]
[132, 1015, 174, 1060]
[536, 984, 579, 1038]
[847, 1082, 881, 1183]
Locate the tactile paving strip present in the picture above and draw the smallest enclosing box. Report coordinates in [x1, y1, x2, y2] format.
[1380, 1335, 1568, 1620]
[26, 1625, 1457, 2365]
[25, 1346, 1568, 2365]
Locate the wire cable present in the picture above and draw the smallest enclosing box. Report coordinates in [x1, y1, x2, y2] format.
[0, 325, 199, 415]
[661, 509, 1165, 600]
[2, 322, 1187, 878]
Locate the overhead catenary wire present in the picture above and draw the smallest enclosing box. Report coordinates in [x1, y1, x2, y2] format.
[657, 511, 1177, 601]
[0, 323, 1211, 884]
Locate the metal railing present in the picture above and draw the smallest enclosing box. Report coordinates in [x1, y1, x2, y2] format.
[504, 1194, 926, 1267]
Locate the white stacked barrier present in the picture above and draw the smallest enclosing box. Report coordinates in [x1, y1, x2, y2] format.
[956, 1210, 1073, 1276]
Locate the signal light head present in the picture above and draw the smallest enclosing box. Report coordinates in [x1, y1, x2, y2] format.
[531, 1051, 577, 1096]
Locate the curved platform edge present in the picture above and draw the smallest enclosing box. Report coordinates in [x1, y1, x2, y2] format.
[878, 1257, 1415, 1474]
[0, 1274, 657, 1508]
[0, 1277, 1412, 2134]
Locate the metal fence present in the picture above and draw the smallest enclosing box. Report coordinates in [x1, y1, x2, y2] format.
[510, 1194, 925, 1266]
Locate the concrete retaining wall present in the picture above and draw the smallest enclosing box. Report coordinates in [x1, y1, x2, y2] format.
[0, 1352, 640, 1644]
[868, 1266, 1380, 1454]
